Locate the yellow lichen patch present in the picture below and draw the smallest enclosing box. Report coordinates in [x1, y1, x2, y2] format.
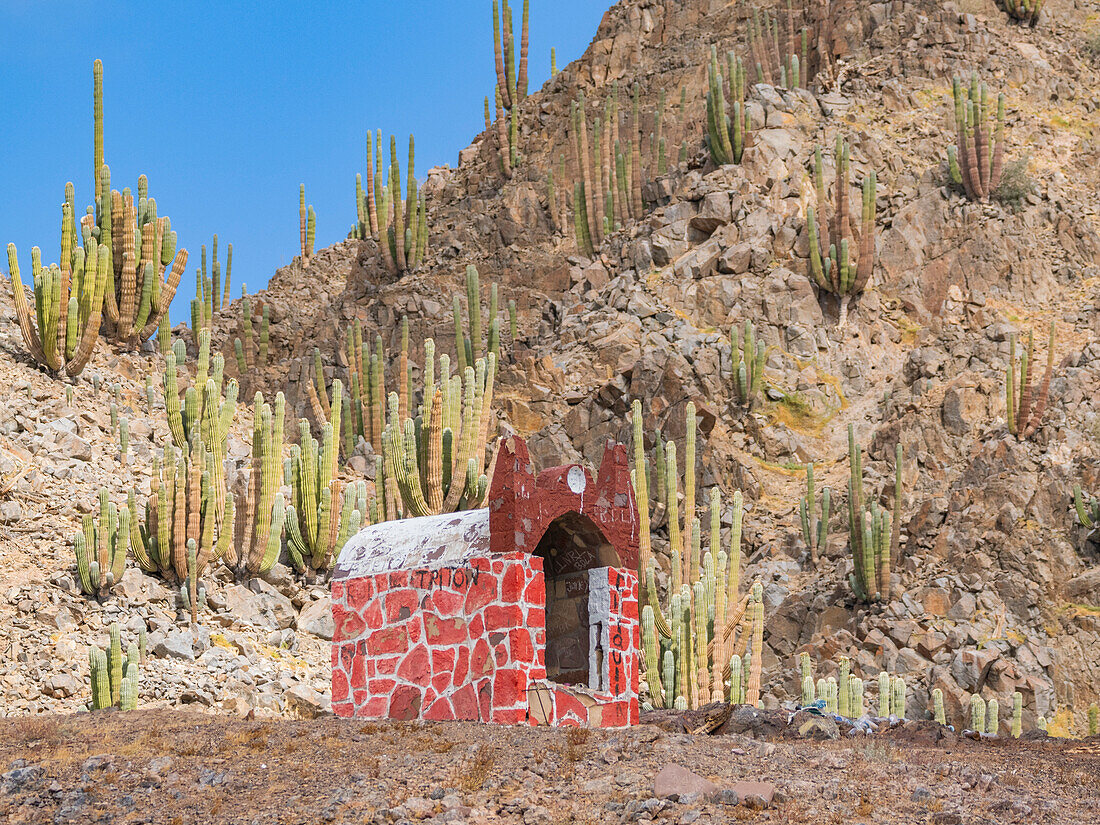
[210, 633, 240, 652]
[769, 391, 841, 437]
[1045, 707, 1077, 739]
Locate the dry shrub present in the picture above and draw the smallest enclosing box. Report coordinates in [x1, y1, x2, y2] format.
[452, 745, 494, 791]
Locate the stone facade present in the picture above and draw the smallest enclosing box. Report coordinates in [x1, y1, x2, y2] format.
[330, 436, 640, 726]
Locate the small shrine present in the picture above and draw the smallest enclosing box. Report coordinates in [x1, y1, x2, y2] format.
[330, 436, 641, 726]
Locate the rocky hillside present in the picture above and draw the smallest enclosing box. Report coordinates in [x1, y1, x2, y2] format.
[2, 0, 1100, 735]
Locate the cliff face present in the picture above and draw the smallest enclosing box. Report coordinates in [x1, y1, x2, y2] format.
[2, 0, 1100, 728]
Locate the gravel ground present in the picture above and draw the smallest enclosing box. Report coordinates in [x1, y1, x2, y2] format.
[1, 710, 1098, 824]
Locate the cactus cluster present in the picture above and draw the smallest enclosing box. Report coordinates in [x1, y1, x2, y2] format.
[381, 343, 498, 520]
[747, 6, 815, 90]
[134, 336, 237, 617]
[806, 138, 877, 328]
[353, 133, 428, 276]
[705, 46, 751, 166]
[131, 438, 235, 622]
[731, 320, 765, 407]
[73, 489, 127, 599]
[88, 621, 143, 711]
[233, 287, 271, 380]
[948, 74, 1006, 203]
[225, 392, 288, 579]
[299, 184, 316, 263]
[491, 0, 530, 177]
[998, 0, 1043, 27]
[316, 266, 503, 465]
[798, 654, 869, 718]
[192, 235, 232, 336]
[1006, 322, 1054, 440]
[286, 390, 367, 577]
[568, 85, 648, 255]
[846, 426, 903, 602]
[634, 400, 763, 710]
[88, 60, 187, 349]
[799, 462, 830, 565]
[6, 207, 110, 379]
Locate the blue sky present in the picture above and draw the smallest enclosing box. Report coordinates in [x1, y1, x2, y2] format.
[1, 1, 610, 325]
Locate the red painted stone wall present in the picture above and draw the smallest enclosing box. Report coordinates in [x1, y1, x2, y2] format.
[331, 554, 640, 725]
[331, 437, 640, 727]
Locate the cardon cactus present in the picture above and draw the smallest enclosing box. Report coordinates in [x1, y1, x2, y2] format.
[491, 0, 530, 176]
[225, 392, 288, 579]
[970, 694, 986, 732]
[356, 133, 428, 275]
[838, 657, 851, 717]
[286, 394, 368, 578]
[998, 0, 1043, 29]
[1073, 485, 1100, 533]
[73, 488, 127, 599]
[987, 697, 1000, 736]
[6, 204, 110, 377]
[731, 320, 765, 407]
[746, 7, 815, 88]
[1006, 322, 1055, 440]
[84, 61, 187, 349]
[233, 287, 270, 379]
[806, 138, 877, 327]
[948, 74, 1006, 203]
[1089, 702, 1099, 737]
[1012, 691, 1023, 738]
[705, 45, 750, 165]
[878, 671, 891, 717]
[846, 428, 904, 602]
[933, 688, 946, 725]
[892, 676, 906, 720]
[299, 184, 311, 263]
[800, 462, 830, 565]
[381, 351, 497, 520]
[632, 399, 755, 710]
[88, 621, 142, 711]
[130, 436, 235, 609]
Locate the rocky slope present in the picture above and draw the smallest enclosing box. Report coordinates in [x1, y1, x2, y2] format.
[2, 0, 1100, 737]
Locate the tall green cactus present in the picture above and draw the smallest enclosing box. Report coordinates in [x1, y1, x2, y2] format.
[1006, 322, 1055, 440]
[491, 0, 529, 175]
[286, 387, 367, 577]
[933, 688, 946, 725]
[356, 133, 428, 275]
[970, 694, 986, 732]
[88, 621, 141, 711]
[731, 320, 765, 407]
[130, 434, 235, 599]
[225, 392, 287, 579]
[705, 45, 750, 165]
[948, 73, 1006, 203]
[846, 426, 902, 602]
[998, 0, 1043, 26]
[633, 399, 755, 710]
[1073, 485, 1100, 532]
[381, 347, 497, 521]
[1012, 691, 1023, 737]
[299, 184, 311, 263]
[746, 7, 814, 89]
[73, 488, 128, 599]
[806, 138, 877, 327]
[799, 462, 830, 565]
[233, 287, 271, 378]
[6, 200, 110, 377]
[1088, 702, 1098, 737]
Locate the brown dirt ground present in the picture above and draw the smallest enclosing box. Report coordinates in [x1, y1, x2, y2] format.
[0, 710, 1097, 824]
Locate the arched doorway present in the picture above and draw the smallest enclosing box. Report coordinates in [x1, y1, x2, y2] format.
[533, 512, 621, 690]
